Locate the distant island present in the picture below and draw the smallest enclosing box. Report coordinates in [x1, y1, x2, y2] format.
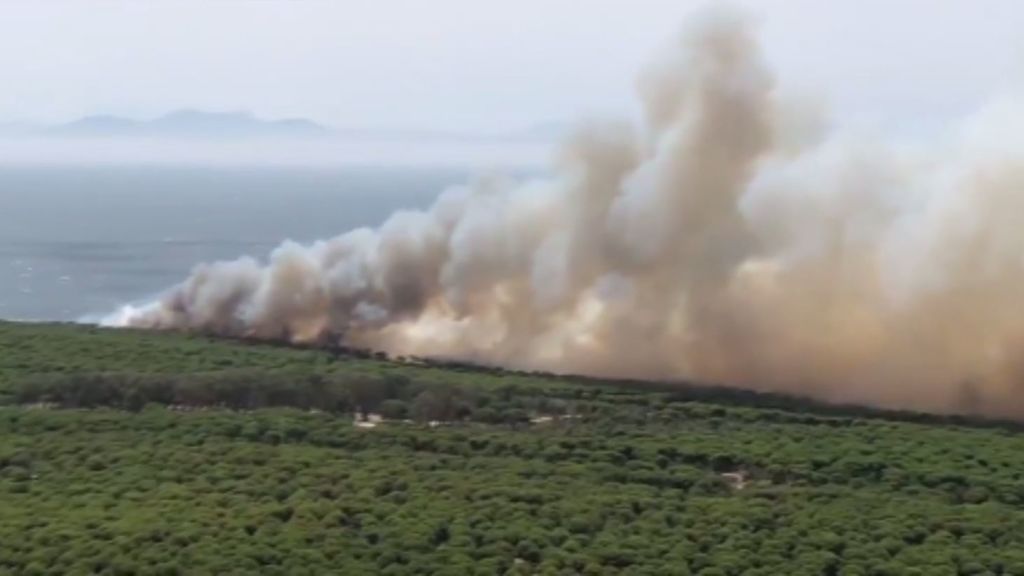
[49, 109, 331, 139]
[0, 109, 567, 143]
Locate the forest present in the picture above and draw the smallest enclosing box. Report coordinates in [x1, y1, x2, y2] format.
[2, 321, 1024, 575]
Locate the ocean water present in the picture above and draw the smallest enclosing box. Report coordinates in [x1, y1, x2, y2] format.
[0, 166, 484, 321]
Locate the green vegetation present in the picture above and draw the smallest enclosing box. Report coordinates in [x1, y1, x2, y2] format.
[3, 321, 1024, 575]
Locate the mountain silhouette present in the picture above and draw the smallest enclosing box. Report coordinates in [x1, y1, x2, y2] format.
[50, 110, 331, 139]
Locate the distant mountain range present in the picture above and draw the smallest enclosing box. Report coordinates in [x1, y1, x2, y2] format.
[48, 110, 330, 139]
[0, 110, 567, 142]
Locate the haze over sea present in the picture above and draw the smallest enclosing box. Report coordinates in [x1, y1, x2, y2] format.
[0, 166, 488, 322]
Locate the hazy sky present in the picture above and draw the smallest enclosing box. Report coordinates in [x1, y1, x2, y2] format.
[2, 0, 1023, 134]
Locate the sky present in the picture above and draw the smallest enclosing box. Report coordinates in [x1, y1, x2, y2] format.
[1, 0, 1022, 136]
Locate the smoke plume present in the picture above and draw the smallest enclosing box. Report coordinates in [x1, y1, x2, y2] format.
[110, 9, 1024, 418]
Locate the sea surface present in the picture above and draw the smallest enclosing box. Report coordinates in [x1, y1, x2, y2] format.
[0, 166, 490, 322]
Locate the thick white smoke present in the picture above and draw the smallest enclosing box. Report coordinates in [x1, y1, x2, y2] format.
[111, 9, 1024, 418]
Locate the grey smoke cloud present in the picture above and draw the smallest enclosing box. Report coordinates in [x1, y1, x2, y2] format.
[110, 8, 1024, 418]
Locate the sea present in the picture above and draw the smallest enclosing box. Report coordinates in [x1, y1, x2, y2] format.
[0, 166, 499, 322]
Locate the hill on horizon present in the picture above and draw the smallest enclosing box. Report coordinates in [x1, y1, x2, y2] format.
[0, 111, 569, 143]
[48, 109, 330, 139]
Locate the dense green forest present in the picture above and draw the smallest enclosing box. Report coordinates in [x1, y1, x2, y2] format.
[3, 321, 1024, 575]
